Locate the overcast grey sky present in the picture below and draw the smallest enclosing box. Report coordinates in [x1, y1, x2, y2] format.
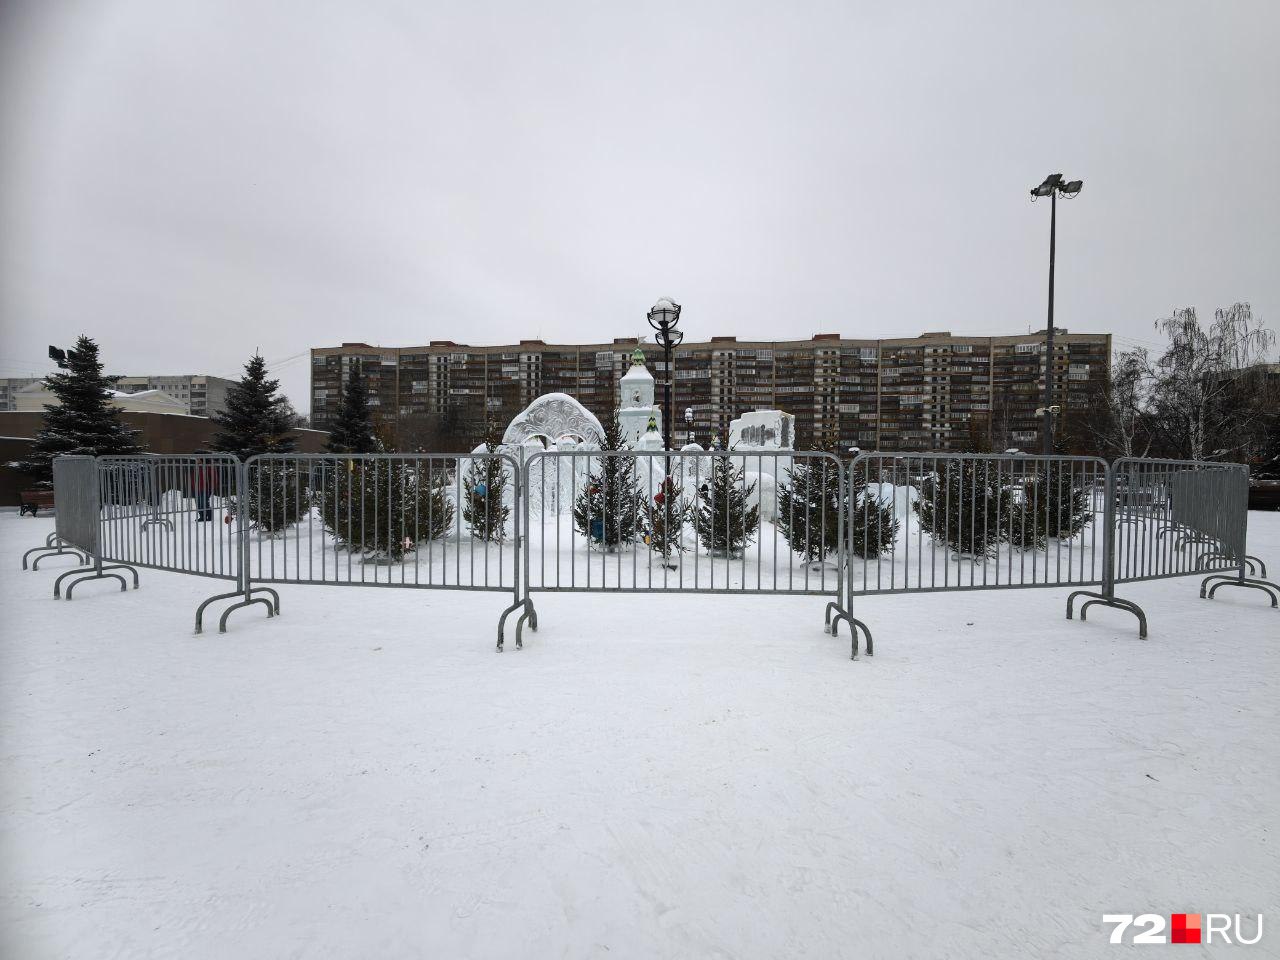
[1, 0, 1277, 413]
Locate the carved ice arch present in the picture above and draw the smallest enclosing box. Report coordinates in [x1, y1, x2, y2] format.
[501, 393, 605, 448]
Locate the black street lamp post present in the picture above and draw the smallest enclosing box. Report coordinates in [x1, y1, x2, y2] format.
[647, 297, 684, 452]
[1030, 173, 1083, 455]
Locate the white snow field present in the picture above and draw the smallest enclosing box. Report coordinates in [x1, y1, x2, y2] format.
[2, 511, 1277, 959]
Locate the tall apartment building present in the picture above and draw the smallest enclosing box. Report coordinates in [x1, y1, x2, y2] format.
[311, 331, 1111, 452]
[0, 374, 235, 417]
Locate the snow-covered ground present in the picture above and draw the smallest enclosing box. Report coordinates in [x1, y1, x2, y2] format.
[1, 510, 1277, 959]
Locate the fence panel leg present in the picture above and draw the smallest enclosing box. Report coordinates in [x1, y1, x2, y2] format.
[25, 545, 87, 570]
[513, 598, 537, 651]
[57, 562, 140, 600]
[250, 587, 281, 614]
[218, 597, 274, 633]
[65, 571, 128, 598]
[55, 563, 139, 598]
[1066, 589, 1148, 639]
[1200, 574, 1279, 607]
[53, 565, 95, 597]
[496, 598, 524, 652]
[196, 589, 243, 633]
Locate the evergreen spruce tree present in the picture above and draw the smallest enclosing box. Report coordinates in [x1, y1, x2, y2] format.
[317, 459, 453, 559]
[324, 362, 378, 454]
[316, 458, 356, 548]
[777, 450, 842, 563]
[315, 364, 380, 541]
[573, 409, 643, 550]
[644, 476, 687, 567]
[463, 421, 510, 542]
[246, 458, 306, 535]
[695, 452, 760, 556]
[18, 336, 143, 485]
[213, 354, 300, 533]
[1020, 464, 1092, 542]
[913, 457, 1012, 557]
[210, 354, 298, 459]
[848, 461, 900, 559]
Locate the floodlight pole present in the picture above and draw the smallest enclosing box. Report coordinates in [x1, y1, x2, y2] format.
[1043, 188, 1057, 456]
[1031, 173, 1081, 455]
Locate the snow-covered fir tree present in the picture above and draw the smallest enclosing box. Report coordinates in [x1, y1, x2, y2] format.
[644, 476, 686, 567]
[777, 448, 842, 563]
[573, 409, 642, 550]
[315, 459, 356, 548]
[317, 459, 453, 559]
[1020, 463, 1092, 543]
[694, 452, 759, 557]
[315, 364, 379, 540]
[848, 459, 900, 559]
[324, 361, 378, 454]
[245, 458, 307, 535]
[462, 421, 510, 542]
[913, 457, 1012, 557]
[18, 336, 143, 485]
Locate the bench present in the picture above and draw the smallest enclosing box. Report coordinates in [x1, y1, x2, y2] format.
[19, 489, 55, 517]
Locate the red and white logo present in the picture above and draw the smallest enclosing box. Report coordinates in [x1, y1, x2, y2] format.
[1103, 913, 1263, 945]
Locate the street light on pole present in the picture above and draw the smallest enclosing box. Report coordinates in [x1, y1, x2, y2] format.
[1030, 173, 1083, 455]
[647, 296, 683, 452]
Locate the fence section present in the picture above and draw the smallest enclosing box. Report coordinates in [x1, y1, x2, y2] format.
[1111, 457, 1248, 583]
[52, 455, 100, 556]
[518, 449, 858, 646]
[523, 449, 846, 593]
[846, 453, 1109, 595]
[241, 454, 522, 598]
[96, 455, 242, 580]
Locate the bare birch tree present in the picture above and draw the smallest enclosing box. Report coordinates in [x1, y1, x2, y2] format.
[1071, 348, 1155, 458]
[1145, 303, 1275, 461]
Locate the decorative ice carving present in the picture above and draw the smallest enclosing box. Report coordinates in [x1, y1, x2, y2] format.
[618, 350, 662, 446]
[728, 410, 795, 511]
[502, 393, 605, 449]
[744, 469, 781, 522]
[729, 410, 794, 451]
[634, 425, 665, 452]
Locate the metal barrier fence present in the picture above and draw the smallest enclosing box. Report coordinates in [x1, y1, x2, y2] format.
[1109, 457, 1271, 602]
[846, 452, 1276, 643]
[42, 455, 142, 598]
[518, 449, 860, 649]
[53, 456, 99, 555]
[97, 455, 242, 580]
[847, 453, 1110, 594]
[241, 454, 524, 641]
[19, 450, 1278, 654]
[20, 456, 95, 574]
